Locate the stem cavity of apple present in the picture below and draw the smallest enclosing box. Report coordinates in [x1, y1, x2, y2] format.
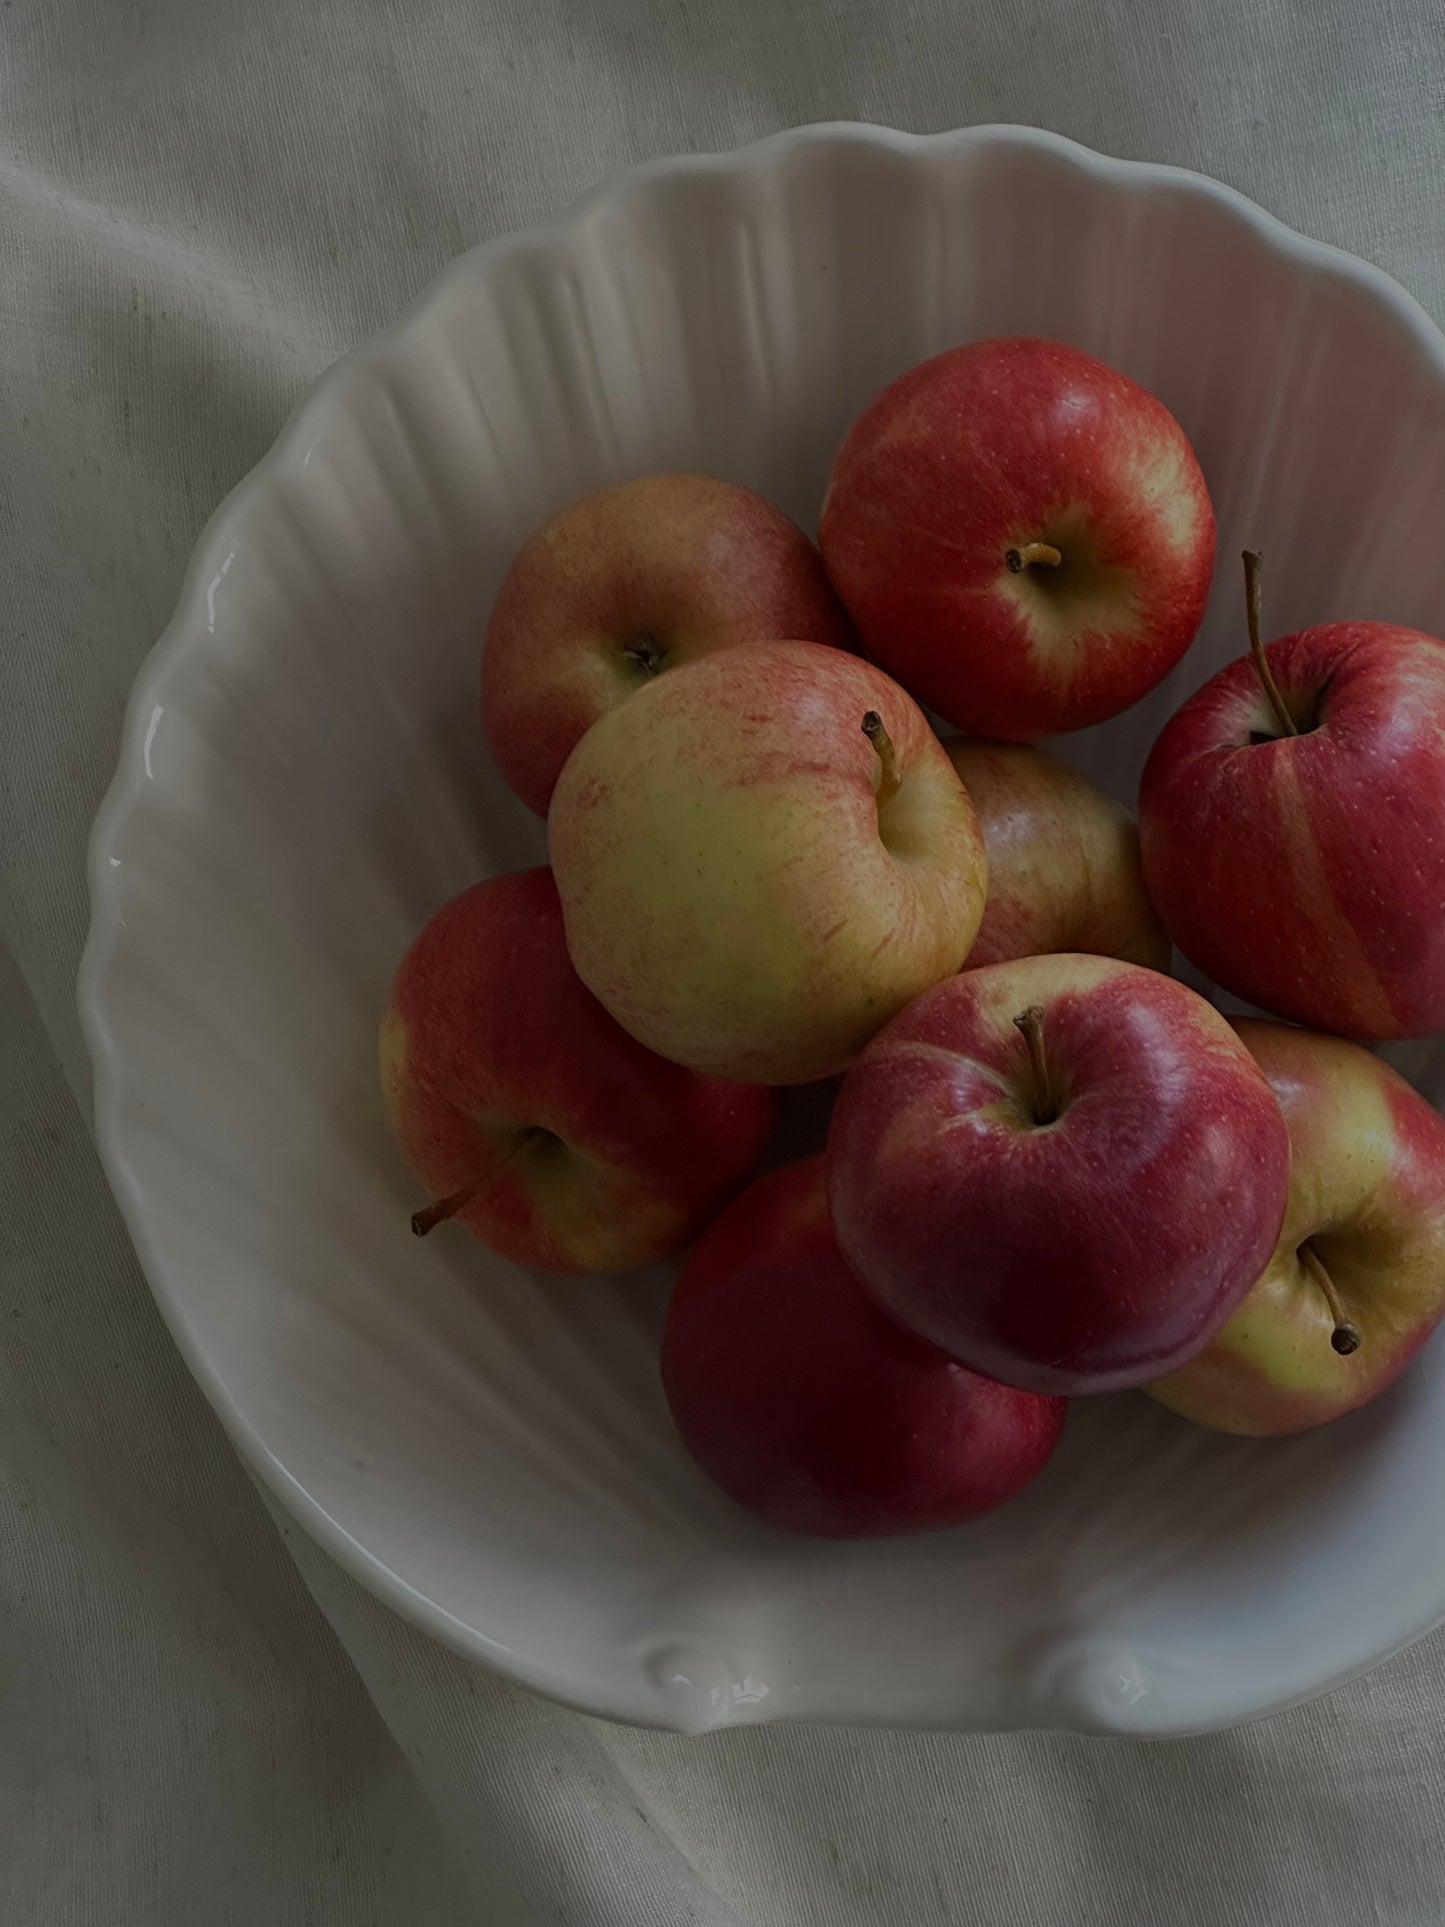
[862, 710, 903, 808]
[1012, 1004, 1059, 1127]
[624, 635, 669, 676]
[1005, 541, 1064, 574]
[1242, 550, 1299, 741]
[1299, 1243, 1361, 1356]
[411, 1128, 545, 1238]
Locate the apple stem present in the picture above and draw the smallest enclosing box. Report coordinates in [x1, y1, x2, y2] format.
[862, 711, 903, 808]
[411, 1179, 484, 1238]
[1005, 541, 1064, 574]
[411, 1130, 539, 1239]
[1012, 1004, 1058, 1126]
[1299, 1243, 1361, 1356]
[1243, 551, 1298, 739]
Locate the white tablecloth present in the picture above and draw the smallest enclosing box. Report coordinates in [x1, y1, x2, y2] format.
[7, 2, 1445, 1920]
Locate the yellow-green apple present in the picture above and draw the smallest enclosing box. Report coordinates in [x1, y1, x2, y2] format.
[549, 639, 988, 1085]
[1148, 1019, 1445, 1434]
[827, 954, 1290, 1395]
[661, 1157, 1067, 1536]
[1140, 552, 1445, 1039]
[818, 337, 1215, 739]
[379, 868, 775, 1272]
[481, 473, 851, 814]
[945, 738, 1170, 970]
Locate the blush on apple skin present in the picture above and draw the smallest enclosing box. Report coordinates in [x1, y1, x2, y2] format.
[1140, 619, 1445, 1041]
[827, 955, 1292, 1397]
[481, 473, 852, 815]
[380, 868, 776, 1274]
[1147, 1019, 1445, 1436]
[818, 337, 1216, 740]
[660, 1157, 1067, 1537]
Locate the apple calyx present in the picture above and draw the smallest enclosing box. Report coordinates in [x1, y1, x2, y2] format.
[1005, 541, 1064, 575]
[1242, 551, 1299, 742]
[411, 1128, 545, 1238]
[1012, 1004, 1060, 1126]
[623, 635, 668, 676]
[862, 710, 903, 808]
[1299, 1243, 1361, 1356]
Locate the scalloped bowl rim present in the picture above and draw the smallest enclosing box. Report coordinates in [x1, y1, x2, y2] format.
[77, 121, 1445, 1733]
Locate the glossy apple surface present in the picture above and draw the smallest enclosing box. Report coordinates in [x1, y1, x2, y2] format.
[827, 954, 1290, 1395]
[380, 869, 775, 1272]
[481, 474, 851, 814]
[1148, 1019, 1445, 1434]
[946, 738, 1170, 970]
[1140, 607, 1445, 1040]
[549, 639, 988, 1085]
[660, 1157, 1067, 1536]
[818, 337, 1215, 739]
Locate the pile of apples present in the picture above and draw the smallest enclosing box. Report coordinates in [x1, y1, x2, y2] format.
[381, 336, 1445, 1540]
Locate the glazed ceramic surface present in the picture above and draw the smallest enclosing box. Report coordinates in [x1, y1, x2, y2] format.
[81, 124, 1445, 1734]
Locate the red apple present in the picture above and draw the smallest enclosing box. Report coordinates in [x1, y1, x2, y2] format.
[661, 1157, 1066, 1536]
[379, 868, 775, 1272]
[549, 639, 988, 1086]
[1140, 552, 1445, 1040]
[481, 473, 851, 814]
[818, 337, 1215, 739]
[945, 738, 1170, 970]
[827, 954, 1290, 1395]
[1148, 1019, 1445, 1434]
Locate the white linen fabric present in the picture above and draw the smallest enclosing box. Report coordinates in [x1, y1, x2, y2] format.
[6, 2, 1445, 1920]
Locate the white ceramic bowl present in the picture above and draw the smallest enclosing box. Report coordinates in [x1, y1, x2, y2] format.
[81, 124, 1445, 1736]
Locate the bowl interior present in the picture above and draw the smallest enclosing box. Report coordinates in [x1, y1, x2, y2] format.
[85, 127, 1445, 1734]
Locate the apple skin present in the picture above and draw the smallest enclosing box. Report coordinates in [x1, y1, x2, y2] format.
[1139, 620, 1445, 1041]
[946, 738, 1170, 971]
[549, 639, 988, 1086]
[660, 1157, 1067, 1536]
[379, 869, 775, 1273]
[826, 954, 1291, 1395]
[818, 337, 1215, 740]
[481, 474, 852, 814]
[1147, 1019, 1445, 1435]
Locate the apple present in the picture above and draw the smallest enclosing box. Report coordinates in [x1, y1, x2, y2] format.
[660, 1157, 1067, 1535]
[549, 638, 988, 1086]
[817, 336, 1216, 739]
[379, 868, 775, 1272]
[827, 953, 1291, 1395]
[481, 473, 851, 814]
[945, 738, 1170, 970]
[1140, 551, 1445, 1040]
[1147, 1019, 1445, 1434]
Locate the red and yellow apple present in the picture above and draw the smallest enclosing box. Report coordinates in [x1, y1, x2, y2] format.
[1140, 553, 1445, 1040]
[818, 337, 1215, 739]
[549, 639, 988, 1085]
[379, 868, 775, 1272]
[481, 473, 851, 814]
[661, 1157, 1067, 1536]
[827, 954, 1291, 1395]
[946, 738, 1170, 970]
[1148, 1019, 1445, 1434]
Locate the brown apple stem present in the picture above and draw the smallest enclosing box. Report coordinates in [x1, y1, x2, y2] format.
[862, 710, 903, 807]
[1005, 541, 1063, 574]
[1299, 1243, 1361, 1356]
[411, 1130, 539, 1238]
[411, 1180, 485, 1238]
[1012, 1004, 1058, 1126]
[1243, 550, 1298, 739]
